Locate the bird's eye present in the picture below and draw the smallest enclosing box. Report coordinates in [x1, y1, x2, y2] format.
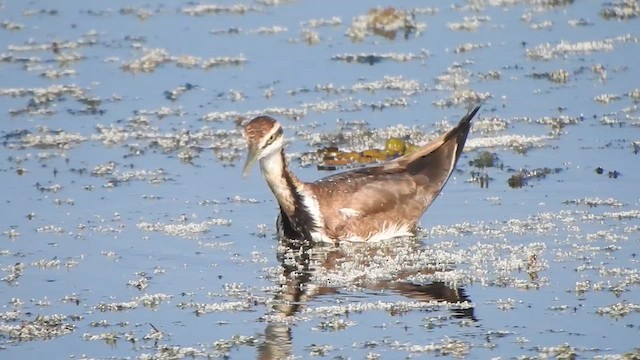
[266, 134, 276, 145]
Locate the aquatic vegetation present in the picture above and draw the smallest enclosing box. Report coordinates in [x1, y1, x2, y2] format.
[469, 151, 500, 168]
[331, 51, 427, 64]
[346, 7, 427, 41]
[0, 314, 76, 341]
[447, 15, 491, 31]
[181, 4, 260, 16]
[121, 48, 247, 73]
[137, 219, 232, 238]
[454, 42, 491, 53]
[529, 69, 570, 83]
[526, 39, 615, 60]
[600, 0, 640, 20]
[507, 167, 562, 188]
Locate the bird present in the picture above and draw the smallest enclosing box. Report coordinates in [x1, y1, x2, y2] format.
[242, 105, 480, 243]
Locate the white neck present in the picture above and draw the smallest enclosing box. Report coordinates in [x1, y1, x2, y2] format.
[259, 148, 297, 216]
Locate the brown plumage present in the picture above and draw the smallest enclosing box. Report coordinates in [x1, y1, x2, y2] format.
[243, 106, 480, 243]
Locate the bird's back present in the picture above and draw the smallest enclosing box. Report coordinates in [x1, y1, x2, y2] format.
[305, 106, 479, 242]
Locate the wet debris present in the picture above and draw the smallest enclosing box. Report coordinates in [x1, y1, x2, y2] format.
[476, 70, 501, 81]
[434, 62, 472, 90]
[489, 298, 518, 311]
[164, 83, 199, 101]
[179, 300, 254, 316]
[535, 115, 580, 129]
[127, 274, 150, 291]
[302, 300, 474, 317]
[133, 334, 258, 359]
[22, 8, 58, 16]
[600, 0, 640, 20]
[1, 20, 24, 31]
[467, 133, 552, 153]
[603, 209, 640, 220]
[211, 26, 288, 35]
[536, 343, 578, 359]
[298, 123, 441, 158]
[598, 113, 626, 126]
[5, 33, 97, 53]
[467, 151, 497, 189]
[36, 224, 64, 234]
[316, 136, 419, 170]
[471, 116, 508, 133]
[597, 302, 640, 319]
[568, 18, 594, 26]
[469, 151, 501, 168]
[355, 96, 409, 111]
[0, 313, 76, 342]
[82, 331, 124, 345]
[520, 11, 555, 30]
[305, 75, 422, 95]
[250, 25, 288, 35]
[433, 89, 491, 108]
[91, 162, 170, 186]
[95, 293, 172, 312]
[119, 6, 155, 20]
[181, 4, 260, 16]
[314, 317, 356, 331]
[390, 336, 470, 357]
[529, 69, 570, 83]
[331, 51, 427, 65]
[203, 107, 306, 121]
[301, 17, 342, 28]
[507, 167, 562, 188]
[469, 172, 491, 188]
[0, 84, 87, 115]
[228, 195, 259, 204]
[137, 218, 231, 238]
[352, 76, 424, 96]
[529, 20, 554, 30]
[214, 89, 246, 102]
[30, 258, 67, 269]
[308, 343, 334, 356]
[178, 148, 199, 163]
[594, 166, 621, 179]
[1, 262, 24, 285]
[121, 48, 246, 73]
[3, 228, 21, 240]
[526, 39, 614, 60]
[595, 93, 622, 104]
[346, 7, 426, 42]
[454, 42, 491, 54]
[91, 161, 117, 176]
[447, 15, 491, 31]
[563, 197, 625, 208]
[36, 183, 62, 193]
[289, 29, 321, 45]
[39, 69, 77, 79]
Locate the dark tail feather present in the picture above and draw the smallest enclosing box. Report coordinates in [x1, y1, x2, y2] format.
[448, 105, 480, 161]
[407, 105, 480, 178]
[444, 105, 480, 145]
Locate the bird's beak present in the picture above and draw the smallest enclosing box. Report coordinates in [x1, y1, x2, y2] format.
[242, 145, 259, 177]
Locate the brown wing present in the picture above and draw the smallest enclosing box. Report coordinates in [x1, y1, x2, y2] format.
[308, 105, 479, 238]
[310, 168, 427, 236]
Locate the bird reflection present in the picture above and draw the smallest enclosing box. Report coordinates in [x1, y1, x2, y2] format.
[258, 237, 475, 359]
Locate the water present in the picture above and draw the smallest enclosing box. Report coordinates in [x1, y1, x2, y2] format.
[1, 1, 639, 358]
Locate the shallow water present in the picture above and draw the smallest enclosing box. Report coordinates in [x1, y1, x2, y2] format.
[1, 1, 639, 359]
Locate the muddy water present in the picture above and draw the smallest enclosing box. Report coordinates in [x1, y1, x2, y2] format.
[1, 1, 639, 359]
